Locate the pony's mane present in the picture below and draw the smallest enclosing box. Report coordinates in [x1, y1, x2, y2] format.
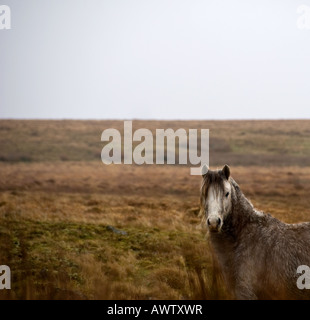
[200, 170, 225, 216]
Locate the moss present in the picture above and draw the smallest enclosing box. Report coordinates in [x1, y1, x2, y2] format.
[0, 216, 212, 299]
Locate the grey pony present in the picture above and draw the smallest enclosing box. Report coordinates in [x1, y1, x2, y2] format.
[200, 164, 310, 300]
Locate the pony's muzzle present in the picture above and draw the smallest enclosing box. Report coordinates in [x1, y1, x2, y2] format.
[207, 216, 222, 231]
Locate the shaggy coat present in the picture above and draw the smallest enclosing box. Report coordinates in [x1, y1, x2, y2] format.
[200, 165, 310, 300]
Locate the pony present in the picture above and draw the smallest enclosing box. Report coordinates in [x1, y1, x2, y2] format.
[200, 164, 310, 299]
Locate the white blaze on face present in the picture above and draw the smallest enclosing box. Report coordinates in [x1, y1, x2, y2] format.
[207, 181, 232, 230]
[207, 185, 222, 220]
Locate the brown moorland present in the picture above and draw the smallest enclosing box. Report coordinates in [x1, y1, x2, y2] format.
[0, 120, 309, 299]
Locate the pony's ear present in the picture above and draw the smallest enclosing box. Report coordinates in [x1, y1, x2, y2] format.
[222, 164, 230, 180]
[201, 164, 209, 176]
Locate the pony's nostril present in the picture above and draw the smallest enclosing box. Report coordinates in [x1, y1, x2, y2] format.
[207, 218, 211, 226]
[217, 218, 222, 226]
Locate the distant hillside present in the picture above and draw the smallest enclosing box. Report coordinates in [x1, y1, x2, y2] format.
[0, 120, 310, 166]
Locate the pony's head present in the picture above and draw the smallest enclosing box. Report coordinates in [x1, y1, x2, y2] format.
[200, 164, 232, 232]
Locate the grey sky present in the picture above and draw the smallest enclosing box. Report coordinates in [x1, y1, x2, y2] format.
[1, 0, 310, 119]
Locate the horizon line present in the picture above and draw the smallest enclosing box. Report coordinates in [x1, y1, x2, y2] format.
[0, 118, 310, 121]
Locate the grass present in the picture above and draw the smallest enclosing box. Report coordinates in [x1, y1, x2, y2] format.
[0, 120, 310, 299]
[0, 192, 217, 299]
[1, 119, 310, 165]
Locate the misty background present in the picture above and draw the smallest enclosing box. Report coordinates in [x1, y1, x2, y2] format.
[1, 0, 310, 120]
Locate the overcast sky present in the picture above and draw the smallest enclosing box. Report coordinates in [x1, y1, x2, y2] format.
[1, 0, 310, 119]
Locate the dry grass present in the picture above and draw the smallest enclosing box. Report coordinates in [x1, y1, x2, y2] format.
[0, 120, 310, 300]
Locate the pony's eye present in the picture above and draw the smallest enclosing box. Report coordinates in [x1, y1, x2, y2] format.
[225, 192, 230, 197]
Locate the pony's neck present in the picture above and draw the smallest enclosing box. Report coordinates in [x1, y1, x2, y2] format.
[221, 179, 256, 238]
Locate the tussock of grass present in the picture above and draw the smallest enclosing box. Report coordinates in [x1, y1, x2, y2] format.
[0, 213, 217, 299]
